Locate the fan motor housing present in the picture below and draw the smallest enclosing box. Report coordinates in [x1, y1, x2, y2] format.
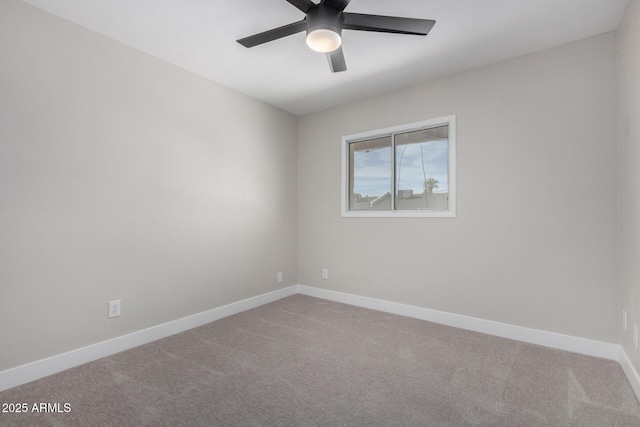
[306, 5, 343, 37]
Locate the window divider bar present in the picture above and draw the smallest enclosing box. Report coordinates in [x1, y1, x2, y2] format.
[391, 132, 396, 212]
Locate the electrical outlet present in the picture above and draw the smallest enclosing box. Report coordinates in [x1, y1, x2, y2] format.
[634, 325, 638, 349]
[277, 272, 283, 283]
[322, 268, 329, 280]
[623, 310, 628, 332]
[108, 300, 121, 319]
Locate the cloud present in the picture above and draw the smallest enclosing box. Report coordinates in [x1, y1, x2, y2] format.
[352, 139, 449, 196]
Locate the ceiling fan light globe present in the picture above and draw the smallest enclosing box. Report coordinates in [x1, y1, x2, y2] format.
[306, 29, 341, 53]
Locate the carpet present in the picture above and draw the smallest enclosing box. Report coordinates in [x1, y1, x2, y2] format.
[0, 294, 639, 426]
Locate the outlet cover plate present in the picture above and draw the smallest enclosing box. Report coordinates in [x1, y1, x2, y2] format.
[108, 300, 121, 318]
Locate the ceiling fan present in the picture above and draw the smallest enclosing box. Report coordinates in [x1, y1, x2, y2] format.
[237, 0, 436, 73]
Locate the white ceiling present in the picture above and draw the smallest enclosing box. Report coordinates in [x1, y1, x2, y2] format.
[22, 0, 628, 116]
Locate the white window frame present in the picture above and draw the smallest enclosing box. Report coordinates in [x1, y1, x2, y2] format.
[341, 115, 456, 218]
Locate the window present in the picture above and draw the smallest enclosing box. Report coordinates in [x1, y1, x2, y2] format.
[342, 115, 456, 217]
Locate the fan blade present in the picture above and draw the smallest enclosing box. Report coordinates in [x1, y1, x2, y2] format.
[237, 20, 306, 48]
[326, 46, 347, 73]
[343, 13, 435, 36]
[320, 0, 351, 11]
[286, 0, 316, 13]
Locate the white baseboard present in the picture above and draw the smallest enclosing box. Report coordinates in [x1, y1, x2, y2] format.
[4, 284, 639, 403]
[296, 285, 620, 360]
[619, 347, 640, 399]
[296, 285, 640, 401]
[0, 286, 297, 393]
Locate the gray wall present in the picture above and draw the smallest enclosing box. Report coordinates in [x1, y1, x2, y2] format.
[297, 33, 618, 343]
[0, 0, 297, 371]
[618, 0, 640, 373]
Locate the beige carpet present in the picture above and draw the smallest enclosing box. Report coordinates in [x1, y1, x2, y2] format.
[1, 294, 639, 426]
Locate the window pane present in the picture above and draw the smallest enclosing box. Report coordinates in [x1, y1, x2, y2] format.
[349, 136, 392, 211]
[395, 125, 449, 211]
